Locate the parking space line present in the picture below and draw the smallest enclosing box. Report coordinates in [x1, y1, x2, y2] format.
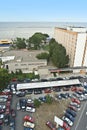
[75, 101, 87, 130]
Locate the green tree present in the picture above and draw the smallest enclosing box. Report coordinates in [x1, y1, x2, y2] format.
[46, 95, 53, 104]
[34, 99, 41, 108]
[49, 38, 69, 68]
[36, 52, 49, 60]
[13, 37, 26, 49]
[27, 32, 49, 49]
[0, 68, 10, 90]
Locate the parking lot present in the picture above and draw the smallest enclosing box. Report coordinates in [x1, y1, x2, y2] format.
[0, 76, 87, 130]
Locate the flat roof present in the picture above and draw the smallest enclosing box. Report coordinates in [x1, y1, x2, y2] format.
[2, 50, 47, 62]
[16, 79, 81, 90]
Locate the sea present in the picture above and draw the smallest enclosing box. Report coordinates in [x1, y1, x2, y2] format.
[0, 22, 87, 40]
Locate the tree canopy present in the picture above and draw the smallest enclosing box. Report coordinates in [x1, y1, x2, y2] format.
[49, 38, 69, 68]
[36, 52, 49, 60]
[13, 37, 26, 49]
[27, 32, 49, 49]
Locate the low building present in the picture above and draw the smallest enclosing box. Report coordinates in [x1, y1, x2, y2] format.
[2, 50, 47, 73]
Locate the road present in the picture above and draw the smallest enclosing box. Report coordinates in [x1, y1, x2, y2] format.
[71, 101, 87, 130]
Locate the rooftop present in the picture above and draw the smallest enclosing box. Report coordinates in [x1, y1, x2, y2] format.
[2, 50, 47, 62]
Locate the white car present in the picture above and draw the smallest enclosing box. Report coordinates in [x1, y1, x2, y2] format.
[70, 102, 80, 108]
[26, 107, 35, 113]
[62, 116, 73, 126]
[27, 99, 34, 104]
[23, 121, 35, 128]
[0, 105, 6, 109]
[0, 114, 4, 119]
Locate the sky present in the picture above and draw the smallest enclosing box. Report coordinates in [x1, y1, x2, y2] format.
[0, 0, 87, 22]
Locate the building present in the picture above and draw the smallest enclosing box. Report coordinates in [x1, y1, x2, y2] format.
[2, 50, 47, 73]
[0, 39, 12, 51]
[54, 26, 87, 73]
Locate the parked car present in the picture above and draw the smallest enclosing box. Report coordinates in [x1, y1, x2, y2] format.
[39, 96, 46, 102]
[24, 127, 33, 130]
[46, 121, 56, 130]
[70, 102, 80, 108]
[23, 121, 35, 128]
[0, 114, 4, 119]
[66, 108, 77, 117]
[63, 122, 70, 130]
[44, 89, 52, 93]
[27, 99, 34, 104]
[11, 109, 16, 117]
[0, 98, 7, 102]
[5, 107, 10, 115]
[57, 127, 65, 130]
[26, 107, 35, 113]
[0, 120, 3, 125]
[9, 118, 15, 127]
[65, 112, 75, 122]
[23, 115, 34, 123]
[0, 105, 6, 110]
[71, 98, 80, 105]
[62, 116, 73, 126]
[34, 89, 42, 94]
[10, 126, 15, 130]
[0, 126, 2, 130]
[68, 105, 77, 112]
[4, 114, 10, 125]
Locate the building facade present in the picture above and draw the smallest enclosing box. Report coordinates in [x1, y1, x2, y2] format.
[2, 50, 47, 73]
[54, 27, 87, 71]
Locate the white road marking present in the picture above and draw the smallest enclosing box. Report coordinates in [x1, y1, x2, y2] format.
[75, 102, 87, 130]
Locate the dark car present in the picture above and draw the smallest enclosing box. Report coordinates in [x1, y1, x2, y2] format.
[66, 108, 77, 117]
[0, 126, 2, 130]
[11, 109, 16, 117]
[9, 118, 15, 127]
[34, 89, 42, 94]
[65, 112, 75, 122]
[0, 120, 3, 125]
[20, 99, 27, 110]
[60, 93, 68, 99]
[10, 126, 15, 130]
[4, 114, 10, 125]
[39, 96, 46, 102]
[24, 127, 33, 130]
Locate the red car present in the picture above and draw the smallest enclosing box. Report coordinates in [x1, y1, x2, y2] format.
[6, 101, 11, 107]
[63, 122, 70, 130]
[5, 108, 10, 115]
[23, 115, 34, 123]
[46, 121, 56, 130]
[68, 105, 77, 112]
[44, 89, 52, 93]
[0, 109, 5, 114]
[71, 98, 80, 105]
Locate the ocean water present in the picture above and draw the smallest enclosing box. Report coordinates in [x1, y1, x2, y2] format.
[0, 22, 87, 40]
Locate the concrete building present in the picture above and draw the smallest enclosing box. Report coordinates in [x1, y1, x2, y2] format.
[54, 26, 87, 73]
[2, 50, 47, 73]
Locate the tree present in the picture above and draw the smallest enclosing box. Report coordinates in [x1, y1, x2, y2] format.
[0, 68, 10, 90]
[46, 95, 53, 104]
[13, 37, 26, 49]
[27, 32, 49, 49]
[36, 52, 49, 60]
[34, 99, 41, 108]
[49, 38, 69, 68]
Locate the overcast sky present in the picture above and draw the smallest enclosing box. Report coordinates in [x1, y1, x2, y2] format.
[0, 0, 87, 22]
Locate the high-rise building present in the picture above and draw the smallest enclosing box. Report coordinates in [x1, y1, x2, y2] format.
[54, 27, 87, 69]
